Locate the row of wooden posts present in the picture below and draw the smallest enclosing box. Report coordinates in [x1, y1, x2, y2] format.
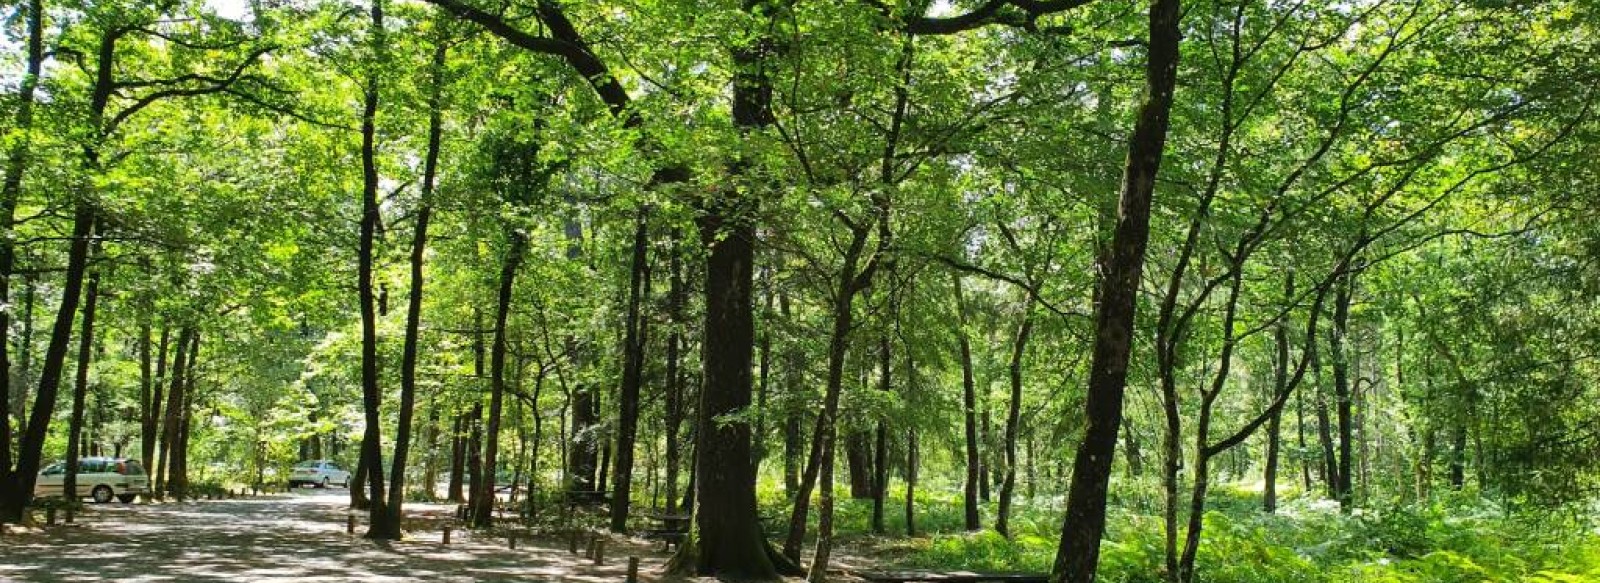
[348, 510, 643, 582]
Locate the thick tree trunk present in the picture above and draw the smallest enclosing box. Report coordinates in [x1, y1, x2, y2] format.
[0, 0, 43, 488]
[996, 310, 1032, 537]
[610, 208, 650, 533]
[846, 431, 875, 499]
[953, 274, 982, 531]
[1052, 0, 1181, 578]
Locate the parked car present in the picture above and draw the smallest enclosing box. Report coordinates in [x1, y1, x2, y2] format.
[34, 457, 148, 503]
[288, 460, 350, 489]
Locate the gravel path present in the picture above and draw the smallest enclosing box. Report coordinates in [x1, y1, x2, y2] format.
[0, 489, 668, 582]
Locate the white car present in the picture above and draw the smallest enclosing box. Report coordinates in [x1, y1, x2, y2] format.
[288, 460, 350, 489]
[35, 457, 149, 503]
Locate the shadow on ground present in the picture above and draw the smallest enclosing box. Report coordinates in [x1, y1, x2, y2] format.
[0, 489, 678, 582]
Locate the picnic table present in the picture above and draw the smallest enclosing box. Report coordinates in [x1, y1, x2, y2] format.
[638, 511, 690, 551]
[856, 571, 1050, 583]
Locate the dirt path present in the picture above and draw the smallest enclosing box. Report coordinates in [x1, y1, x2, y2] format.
[0, 489, 668, 582]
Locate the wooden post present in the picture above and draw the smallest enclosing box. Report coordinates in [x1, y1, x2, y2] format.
[509, 534, 517, 550]
[46, 507, 56, 526]
[347, 515, 356, 534]
[594, 538, 606, 566]
[64, 506, 74, 524]
[626, 557, 640, 583]
[569, 530, 579, 554]
[443, 526, 452, 545]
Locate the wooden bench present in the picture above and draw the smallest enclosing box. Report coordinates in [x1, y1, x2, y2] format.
[857, 571, 1050, 583]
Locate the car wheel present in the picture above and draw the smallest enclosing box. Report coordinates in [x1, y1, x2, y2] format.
[92, 485, 114, 504]
[117, 494, 136, 504]
[320, 478, 329, 489]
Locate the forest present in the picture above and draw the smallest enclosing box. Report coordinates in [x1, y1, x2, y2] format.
[1, 0, 1598, 581]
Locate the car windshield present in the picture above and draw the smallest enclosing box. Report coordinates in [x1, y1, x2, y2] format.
[293, 461, 320, 469]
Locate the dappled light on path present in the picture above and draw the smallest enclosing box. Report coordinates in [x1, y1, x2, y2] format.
[0, 490, 669, 582]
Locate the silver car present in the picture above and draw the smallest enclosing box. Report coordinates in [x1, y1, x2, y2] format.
[35, 457, 149, 503]
[288, 460, 350, 489]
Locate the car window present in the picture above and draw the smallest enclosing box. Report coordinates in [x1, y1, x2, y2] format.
[42, 462, 64, 475]
[123, 460, 146, 475]
[294, 461, 318, 469]
[328, 463, 342, 471]
[78, 460, 103, 473]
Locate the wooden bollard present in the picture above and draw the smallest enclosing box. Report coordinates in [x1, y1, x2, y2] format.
[347, 515, 356, 534]
[46, 507, 56, 526]
[568, 531, 579, 554]
[593, 538, 606, 566]
[509, 534, 517, 550]
[627, 557, 640, 583]
[442, 526, 452, 545]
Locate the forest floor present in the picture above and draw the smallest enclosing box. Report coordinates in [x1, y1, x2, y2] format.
[0, 488, 835, 582]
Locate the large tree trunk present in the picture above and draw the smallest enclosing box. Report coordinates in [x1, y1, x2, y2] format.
[384, 34, 446, 534]
[0, 0, 43, 487]
[678, 4, 786, 577]
[610, 208, 650, 533]
[996, 310, 1033, 537]
[355, 0, 393, 537]
[64, 254, 102, 503]
[954, 274, 981, 531]
[846, 431, 875, 499]
[1051, 0, 1182, 578]
[156, 327, 194, 498]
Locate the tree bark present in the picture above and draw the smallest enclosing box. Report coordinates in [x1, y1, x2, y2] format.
[954, 274, 981, 531]
[996, 309, 1032, 537]
[355, 0, 393, 537]
[1052, 0, 1182, 578]
[473, 227, 526, 527]
[610, 207, 650, 533]
[0, 0, 44, 493]
[64, 248, 101, 502]
[1330, 274, 1354, 512]
[1263, 273, 1294, 513]
[384, 33, 447, 534]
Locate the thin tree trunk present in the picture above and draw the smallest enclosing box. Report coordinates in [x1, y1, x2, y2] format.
[954, 274, 981, 531]
[871, 333, 891, 534]
[447, 412, 466, 502]
[1331, 274, 1354, 512]
[610, 207, 650, 533]
[473, 228, 526, 527]
[354, 0, 391, 534]
[64, 250, 101, 502]
[665, 234, 685, 513]
[996, 309, 1032, 537]
[1263, 273, 1293, 513]
[383, 33, 446, 534]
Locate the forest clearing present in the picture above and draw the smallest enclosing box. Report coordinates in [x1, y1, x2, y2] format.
[1, 0, 1599, 581]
